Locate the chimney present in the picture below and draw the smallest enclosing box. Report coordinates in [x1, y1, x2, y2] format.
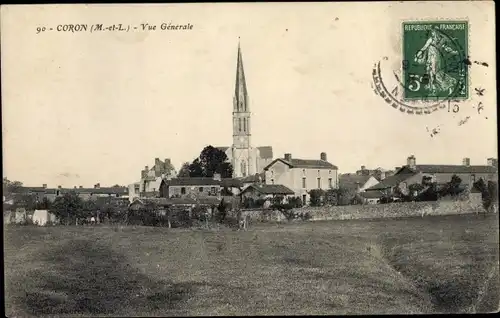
[79, 186, 83, 189]
[407, 155, 416, 168]
[145, 165, 149, 171]
[395, 166, 400, 171]
[94, 183, 100, 189]
[74, 186, 77, 189]
[380, 171, 386, 180]
[42, 184, 47, 189]
[213, 173, 221, 181]
[462, 157, 470, 166]
[487, 158, 497, 167]
[361, 165, 366, 170]
[155, 158, 160, 164]
[141, 169, 147, 179]
[320, 152, 327, 161]
[58, 185, 62, 189]
[284, 153, 292, 162]
[164, 158, 171, 166]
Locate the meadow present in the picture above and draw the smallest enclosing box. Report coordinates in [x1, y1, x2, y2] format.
[4, 213, 499, 316]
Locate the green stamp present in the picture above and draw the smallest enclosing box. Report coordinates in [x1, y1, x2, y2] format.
[402, 21, 468, 101]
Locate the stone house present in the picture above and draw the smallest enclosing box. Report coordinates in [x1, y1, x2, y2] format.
[263, 152, 339, 205]
[365, 155, 498, 198]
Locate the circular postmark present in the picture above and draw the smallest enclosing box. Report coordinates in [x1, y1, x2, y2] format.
[373, 21, 469, 115]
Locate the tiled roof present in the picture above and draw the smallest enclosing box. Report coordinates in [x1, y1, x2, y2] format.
[257, 146, 273, 159]
[20, 186, 128, 195]
[365, 172, 417, 191]
[404, 164, 497, 174]
[131, 197, 221, 207]
[164, 178, 221, 186]
[339, 174, 373, 190]
[220, 178, 243, 188]
[264, 158, 338, 170]
[243, 184, 295, 195]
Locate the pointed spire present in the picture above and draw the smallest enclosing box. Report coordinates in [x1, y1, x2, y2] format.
[235, 38, 248, 111]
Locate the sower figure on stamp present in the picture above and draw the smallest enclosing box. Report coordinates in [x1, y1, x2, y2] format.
[414, 29, 458, 95]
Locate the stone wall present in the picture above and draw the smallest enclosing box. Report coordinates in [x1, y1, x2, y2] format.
[298, 197, 485, 221]
[234, 196, 486, 223]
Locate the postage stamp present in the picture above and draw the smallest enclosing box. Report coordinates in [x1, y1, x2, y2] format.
[372, 20, 471, 115]
[402, 21, 468, 101]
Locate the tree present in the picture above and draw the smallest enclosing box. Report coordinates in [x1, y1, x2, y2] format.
[309, 189, 325, 207]
[474, 179, 498, 212]
[188, 145, 233, 178]
[3, 178, 24, 197]
[440, 174, 464, 197]
[35, 197, 52, 210]
[51, 191, 86, 225]
[177, 162, 191, 178]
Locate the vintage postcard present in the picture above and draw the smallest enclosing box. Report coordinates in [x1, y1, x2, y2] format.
[2, 2, 498, 316]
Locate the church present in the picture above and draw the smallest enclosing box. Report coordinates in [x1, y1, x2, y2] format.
[216, 41, 274, 178]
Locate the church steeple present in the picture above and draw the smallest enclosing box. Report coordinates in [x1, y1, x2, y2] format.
[234, 38, 248, 112]
[232, 39, 251, 150]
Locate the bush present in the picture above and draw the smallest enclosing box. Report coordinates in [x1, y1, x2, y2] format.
[288, 196, 303, 208]
[309, 189, 326, 207]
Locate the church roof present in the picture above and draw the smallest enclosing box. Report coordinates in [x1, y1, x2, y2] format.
[257, 146, 273, 159]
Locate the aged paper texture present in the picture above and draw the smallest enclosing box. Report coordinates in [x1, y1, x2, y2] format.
[2, 2, 498, 316]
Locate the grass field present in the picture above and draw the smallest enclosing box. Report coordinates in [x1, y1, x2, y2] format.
[4, 213, 499, 316]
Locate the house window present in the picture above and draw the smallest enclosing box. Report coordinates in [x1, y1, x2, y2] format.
[199, 187, 204, 192]
[211, 187, 217, 195]
[471, 174, 476, 183]
[271, 179, 274, 184]
[303, 169, 306, 176]
[317, 177, 321, 188]
[302, 177, 306, 188]
[328, 178, 333, 188]
[181, 187, 186, 195]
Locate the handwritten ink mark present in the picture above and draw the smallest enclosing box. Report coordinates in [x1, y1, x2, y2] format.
[463, 58, 472, 66]
[477, 102, 484, 114]
[475, 87, 485, 96]
[458, 116, 470, 126]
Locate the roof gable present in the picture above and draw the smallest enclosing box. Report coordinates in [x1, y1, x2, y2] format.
[365, 172, 417, 191]
[339, 174, 374, 190]
[264, 158, 338, 170]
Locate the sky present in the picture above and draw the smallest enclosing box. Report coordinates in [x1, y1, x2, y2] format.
[1, 2, 497, 188]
